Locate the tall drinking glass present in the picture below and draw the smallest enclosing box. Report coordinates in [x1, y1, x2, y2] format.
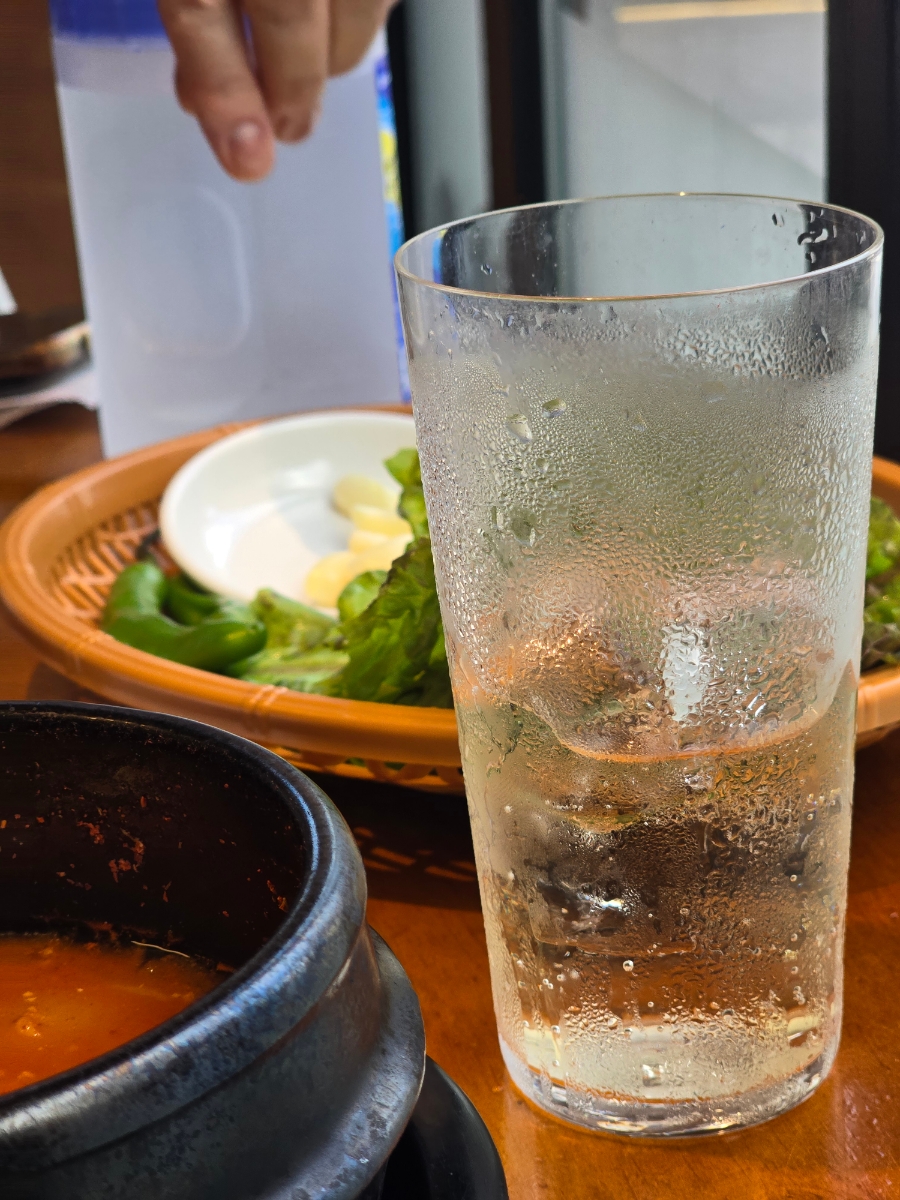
[396, 195, 882, 1135]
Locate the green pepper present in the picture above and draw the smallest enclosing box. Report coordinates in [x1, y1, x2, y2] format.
[165, 572, 233, 625]
[103, 562, 266, 671]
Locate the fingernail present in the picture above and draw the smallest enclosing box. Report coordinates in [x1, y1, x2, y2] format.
[274, 104, 320, 143]
[230, 120, 263, 148]
[228, 120, 265, 167]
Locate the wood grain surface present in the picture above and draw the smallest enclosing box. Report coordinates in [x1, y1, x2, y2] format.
[0, 0, 81, 316]
[1, 406, 898, 1199]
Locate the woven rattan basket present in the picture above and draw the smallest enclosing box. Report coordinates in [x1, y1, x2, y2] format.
[0, 414, 463, 793]
[1, 418, 900, 794]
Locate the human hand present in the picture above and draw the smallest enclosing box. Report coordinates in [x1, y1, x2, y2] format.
[157, 0, 396, 182]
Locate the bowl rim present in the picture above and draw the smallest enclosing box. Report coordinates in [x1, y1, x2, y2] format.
[158, 407, 417, 601]
[0, 701, 367, 1163]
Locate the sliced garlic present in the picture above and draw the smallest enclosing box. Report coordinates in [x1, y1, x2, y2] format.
[348, 529, 390, 554]
[352, 534, 413, 575]
[304, 535, 413, 608]
[332, 474, 397, 517]
[304, 551, 359, 608]
[350, 505, 412, 538]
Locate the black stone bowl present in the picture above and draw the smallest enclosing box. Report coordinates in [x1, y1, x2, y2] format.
[0, 702, 425, 1199]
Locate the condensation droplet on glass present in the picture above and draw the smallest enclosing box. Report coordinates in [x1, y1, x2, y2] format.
[481, 262, 493, 275]
[506, 414, 533, 443]
[542, 397, 567, 417]
[623, 960, 634, 973]
[509, 511, 536, 546]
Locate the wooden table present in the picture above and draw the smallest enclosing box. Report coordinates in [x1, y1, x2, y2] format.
[1, 404, 898, 1200]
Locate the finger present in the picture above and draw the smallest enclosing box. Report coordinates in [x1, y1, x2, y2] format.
[329, 0, 395, 76]
[158, 0, 275, 180]
[244, 0, 329, 143]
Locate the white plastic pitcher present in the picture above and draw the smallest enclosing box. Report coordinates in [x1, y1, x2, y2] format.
[50, 0, 406, 455]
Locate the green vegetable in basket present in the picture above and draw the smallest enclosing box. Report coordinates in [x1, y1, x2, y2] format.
[234, 447, 453, 706]
[337, 570, 387, 623]
[863, 495, 900, 669]
[226, 644, 349, 691]
[105, 448, 455, 705]
[863, 570, 900, 670]
[102, 561, 266, 671]
[322, 450, 451, 706]
[384, 447, 429, 540]
[326, 535, 451, 706]
[868, 496, 900, 580]
[225, 588, 347, 691]
[251, 588, 338, 651]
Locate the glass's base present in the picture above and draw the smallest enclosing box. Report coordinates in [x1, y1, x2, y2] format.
[500, 1037, 835, 1136]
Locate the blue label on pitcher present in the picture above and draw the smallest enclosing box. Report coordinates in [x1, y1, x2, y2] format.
[375, 50, 411, 403]
[49, 0, 166, 39]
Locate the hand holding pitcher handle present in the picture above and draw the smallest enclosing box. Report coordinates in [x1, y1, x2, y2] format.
[157, 0, 395, 181]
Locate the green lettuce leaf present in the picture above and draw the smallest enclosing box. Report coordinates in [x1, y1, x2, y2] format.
[337, 570, 387, 623]
[868, 496, 900, 580]
[251, 588, 336, 650]
[326, 535, 450, 705]
[228, 449, 452, 706]
[863, 496, 900, 668]
[227, 589, 345, 689]
[385, 447, 429, 540]
[227, 645, 348, 691]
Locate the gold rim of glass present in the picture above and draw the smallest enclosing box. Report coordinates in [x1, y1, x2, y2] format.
[394, 191, 884, 304]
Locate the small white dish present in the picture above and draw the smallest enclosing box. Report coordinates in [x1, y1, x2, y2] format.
[159, 409, 416, 603]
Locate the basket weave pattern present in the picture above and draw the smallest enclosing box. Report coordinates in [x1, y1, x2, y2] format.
[50, 502, 159, 621]
[44, 498, 465, 794]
